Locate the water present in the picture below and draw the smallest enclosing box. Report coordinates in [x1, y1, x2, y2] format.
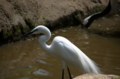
[0, 17, 120, 79]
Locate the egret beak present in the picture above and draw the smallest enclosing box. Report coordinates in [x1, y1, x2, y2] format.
[22, 29, 38, 37]
[22, 31, 33, 37]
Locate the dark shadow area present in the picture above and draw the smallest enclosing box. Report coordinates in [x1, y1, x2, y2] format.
[88, 29, 120, 38]
[45, 10, 84, 31]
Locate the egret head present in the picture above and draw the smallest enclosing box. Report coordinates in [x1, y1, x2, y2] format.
[22, 25, 50, 37]
[32, 25, 48, 34]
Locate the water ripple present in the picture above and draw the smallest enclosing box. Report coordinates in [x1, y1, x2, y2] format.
[32, 69, 50, 76]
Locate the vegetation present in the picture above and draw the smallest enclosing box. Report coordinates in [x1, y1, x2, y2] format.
[24, 18, 35, 30]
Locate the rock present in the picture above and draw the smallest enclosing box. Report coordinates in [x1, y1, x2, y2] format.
[0, 0, 119, 45]
[73, 74, 120, 79]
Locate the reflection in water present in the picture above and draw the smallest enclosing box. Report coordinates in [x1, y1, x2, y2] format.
[0, 18, 120, 79]
[38, 53, 48, 57]
[33, 69, 50, 76]
[35, 59, 47, 64]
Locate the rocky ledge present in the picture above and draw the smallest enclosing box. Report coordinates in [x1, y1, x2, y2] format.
[0, 0, 120, 45]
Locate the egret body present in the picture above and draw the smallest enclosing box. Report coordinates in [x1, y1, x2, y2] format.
[23, 25, 101, 79]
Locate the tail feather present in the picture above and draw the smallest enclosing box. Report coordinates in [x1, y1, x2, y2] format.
[78, 50, 101, 74]
[83, 54, 101, 73]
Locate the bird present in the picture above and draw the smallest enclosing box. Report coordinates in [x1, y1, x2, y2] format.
[23, 25, 101, 79]
[81, 0, 111, 28]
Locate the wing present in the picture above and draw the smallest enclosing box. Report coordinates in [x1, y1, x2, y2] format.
[61, 40, 101, 73]
[51, 36, 101, 73]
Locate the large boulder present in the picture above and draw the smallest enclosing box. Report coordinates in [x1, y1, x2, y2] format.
[0, 0, 119, 44]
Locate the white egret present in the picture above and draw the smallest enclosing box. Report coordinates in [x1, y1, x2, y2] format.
[23, 25, 101, 79]
[81, 0, 111, 28]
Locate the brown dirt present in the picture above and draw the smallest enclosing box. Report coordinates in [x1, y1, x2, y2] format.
[0, 0, 120, 44]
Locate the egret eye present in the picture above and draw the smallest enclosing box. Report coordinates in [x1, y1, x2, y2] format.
[40, 33, 44, 35]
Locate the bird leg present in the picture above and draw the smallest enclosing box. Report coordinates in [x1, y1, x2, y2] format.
[62, 68, 64, 79]
[67, 66, 72, 79]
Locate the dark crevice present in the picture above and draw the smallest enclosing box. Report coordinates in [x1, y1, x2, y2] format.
[0, 30, 6, 45]
[24, 18, 35, 30]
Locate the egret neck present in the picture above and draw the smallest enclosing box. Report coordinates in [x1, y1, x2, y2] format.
[38, 29, 51, 53]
